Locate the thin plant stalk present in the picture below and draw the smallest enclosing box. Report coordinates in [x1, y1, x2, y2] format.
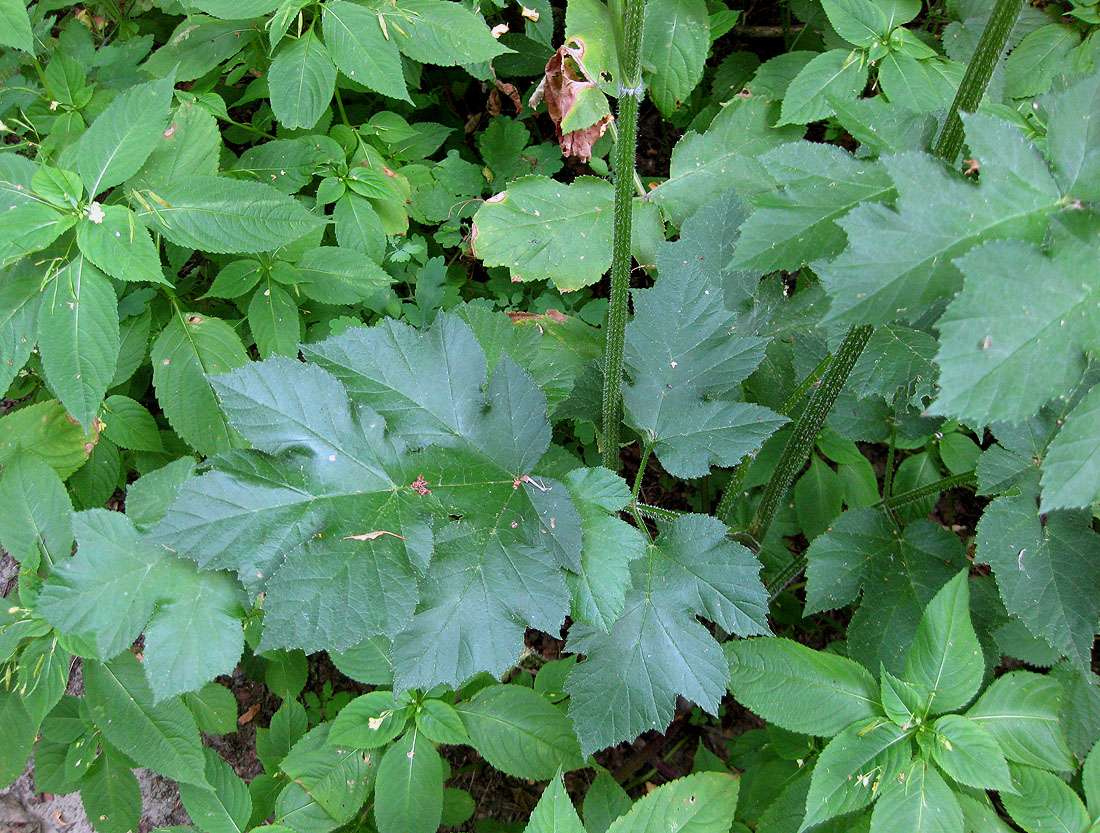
[600, 0, 646, 471]
[714, 352, 833, 524]
[932, 0, 1024, 162]
[745, 324, 873, 549]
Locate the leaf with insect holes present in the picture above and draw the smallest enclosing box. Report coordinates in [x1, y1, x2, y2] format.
[565, 514, 769, 755]
[623, 228, 786, 479]
[153, 312, 589, 691]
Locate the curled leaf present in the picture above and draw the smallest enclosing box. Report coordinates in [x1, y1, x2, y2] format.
[538, 45, 612, 161]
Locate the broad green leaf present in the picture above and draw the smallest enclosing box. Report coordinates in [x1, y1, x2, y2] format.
[929, 714, 1012, 791]
[82, 748, 142, 833]
[333, 193, 387, 261]
[806, 512, 966, 674]
[802, 719, 911, 830]
[1041, 384, 1100, 510]
[457, 684, 585, 779]
[150, 313, 249, 456]
[562, 467, 647, 630]
[0, 0, 33, 53]
[0, 399, 90, 477]
[583, 772, 633, 833]
[83, 653, 206, 786]
[374, 729, 443, 833]
[848, 324, 938, 407]
[623, 233, 785, 478]
[257, 700, 308, 774]
[157, 313, 578, 690]
[472, 175, 613, 291]
[819, 114, 1062, 329]
[135, 177, 322, 254]
[183, 682, 238, 735]
[37, 256, 120, 429]
[127, 457, 198, 529]
[957, 790, 1015, 833]
[231, 138, 318, 194]
[323, 0, 409, 102]
[74, 75, 175, 196]
[330, 636, 393, 686]
[113, 308, 152, 387]
[328, 690, 407, 749]
[1085, 740, 1100, 817]
[869, 760, 961, 833]
[369, 0, 508, 66]
[732, 143, 895, 273]
[1001, 764, 1089, 833]
[0, 453, 73, 572]
[129, 102, 222, 191]
[77, 205, 168, 285]
[1004, 24, 1080, 99]
[69, 438, 121, 511]
[1046, 72, 1100, 202]
[649, 97, 803, 224]
[878, 54, 958, 113]
[965, 671, 1075, 771]
[102, 395, 164, 452]
[17, 635, 69, 725]
[274, 723, 376, 831]
[416, 699, 467, 745]
[904, 570, 983, 712]
[248, 280, 300, 358]
[0, 685, 36, 788]
[642, 0, 710, 115]
[264, 649, 308, 699]
[725, 637, 880, 736]
[178, 748, 252, 833]
[143, 17, 259, 82]
[0, 258, 42, 393]
[268, 28, 336, 130]
[977, 483, 1100, 671]
[525, 772, 585, 833]
[932, 237, 1100, 424]
[822, 0, 888, 46]
[778, 49, 867, 126]
[0, 203, 69, 267]
[38, 510, 245, 699]
[567, 514, 769, 755]
[190, 0, 280, 17]
[294, 246, 393, 305]
[794, 456, 843, 540]
[605, 773, 738, 833]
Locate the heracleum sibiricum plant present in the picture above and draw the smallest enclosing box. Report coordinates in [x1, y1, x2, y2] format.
[0, 0, 1098, 830]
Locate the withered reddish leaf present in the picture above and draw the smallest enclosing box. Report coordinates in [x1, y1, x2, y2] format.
[541, 46, 612, 161]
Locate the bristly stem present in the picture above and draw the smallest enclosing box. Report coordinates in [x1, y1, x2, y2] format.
[600, 0, 646, 472]
[631, 437, 654, 502]
[746, 325, 873, 547]
[932, 0, 1023, 162]
[714, 352, 833, 524]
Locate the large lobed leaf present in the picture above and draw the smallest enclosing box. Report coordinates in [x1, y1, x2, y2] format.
[565, 513, 769, 755]
[154, 313, 637, 693]
[623, 203, 786, 479]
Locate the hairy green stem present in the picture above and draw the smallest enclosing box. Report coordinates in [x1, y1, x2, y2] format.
[932, 0, 1023, 161]
[766, 556, 807, 604]
[714, 353, 834, 524]
[634, 502, 683, 522]
[877, 470, 976, 511]
[600, 0, 646, 471]
[882, 426, 898, 499]
[746, 325, 873, 547]
[631, 438, 654, 502]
